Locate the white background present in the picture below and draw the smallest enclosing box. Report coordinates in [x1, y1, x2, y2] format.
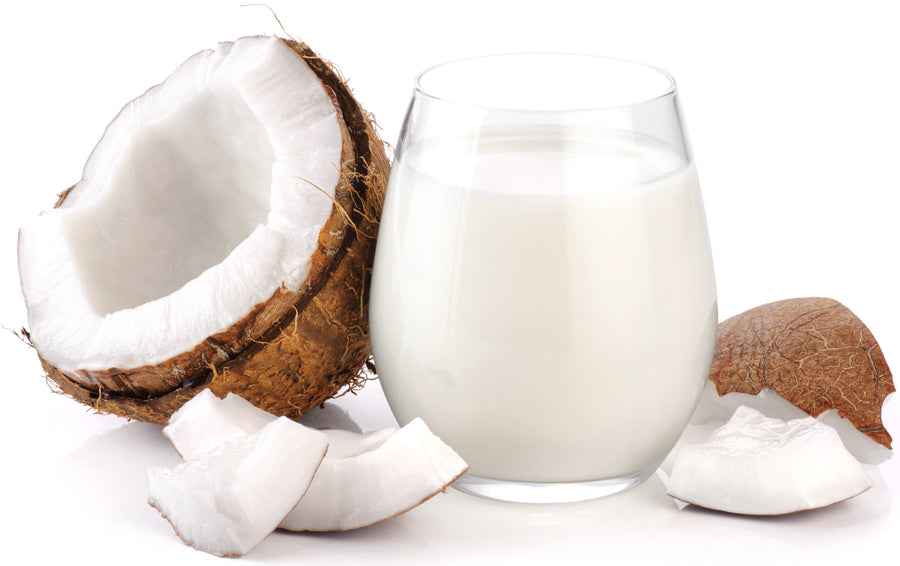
[1, 0, 898, 564]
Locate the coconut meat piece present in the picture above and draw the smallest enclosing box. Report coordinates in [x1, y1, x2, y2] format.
[165, 389, 397, 460]
[18, 36, 343, 371]
[163, 389, 397, 460]
[148, 416, 328, 557]
[163, 389, 278, 459]
[163, 390, 468, 531]
[691, 381, 894, 465]
[667, 406, 873, 515]
[280, 417, 468, 532]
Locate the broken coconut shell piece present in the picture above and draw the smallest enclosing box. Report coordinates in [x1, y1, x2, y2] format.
[148, 416, 328, 557]
[667, 406, 873, 515]
[17, 35, 389, 424]
[705, 297, 894, 451]
[164, 390, 469, 531]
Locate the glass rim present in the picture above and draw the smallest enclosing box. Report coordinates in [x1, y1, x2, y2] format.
[414, 52, 678, 113]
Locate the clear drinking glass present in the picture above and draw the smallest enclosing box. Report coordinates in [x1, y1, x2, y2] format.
[370, 54, 717, 503]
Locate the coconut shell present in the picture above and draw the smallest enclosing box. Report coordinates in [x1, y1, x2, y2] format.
[34, 38, 389, 424]
[709, 297, 894, 448]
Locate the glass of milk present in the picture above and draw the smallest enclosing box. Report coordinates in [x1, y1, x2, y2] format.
[370, 54, 717, 503]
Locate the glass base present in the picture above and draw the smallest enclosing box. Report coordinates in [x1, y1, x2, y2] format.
[452, 470, 652, 504]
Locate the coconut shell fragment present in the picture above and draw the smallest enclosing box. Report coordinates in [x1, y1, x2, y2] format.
[709, 297, 894, 448]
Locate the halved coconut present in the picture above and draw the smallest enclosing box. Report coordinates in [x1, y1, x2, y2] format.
[667, 406, 873, 515]
[148, 416, 328, 557]
[163, 390, 468, 531]
[17, 36, 388, 423]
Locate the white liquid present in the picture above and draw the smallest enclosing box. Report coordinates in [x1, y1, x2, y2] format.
[370, 129, 717, 483]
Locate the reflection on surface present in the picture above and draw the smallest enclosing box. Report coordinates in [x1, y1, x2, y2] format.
[453, 471, 677, 529]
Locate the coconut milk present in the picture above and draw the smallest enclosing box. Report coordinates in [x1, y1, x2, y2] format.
[370, 129, 717, 483]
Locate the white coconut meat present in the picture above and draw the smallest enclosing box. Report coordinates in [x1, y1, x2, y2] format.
[163, 391, 468, 531]
[147, 416, 328, 557]
[281, 417, 468, 532]
[667, 406, 873, 515]
[163, 389, 278, 459]
[691, 381, 894, 465]
[166, 389, 392, 460]
[18, 36, 343, 371]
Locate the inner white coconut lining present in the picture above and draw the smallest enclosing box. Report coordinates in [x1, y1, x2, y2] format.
[19, 37, 343, 371]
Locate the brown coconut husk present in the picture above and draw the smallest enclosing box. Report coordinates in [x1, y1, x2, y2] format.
[33, 38, 389, 424]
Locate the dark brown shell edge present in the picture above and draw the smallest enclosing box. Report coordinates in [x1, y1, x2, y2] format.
[37, 38, 389, 424]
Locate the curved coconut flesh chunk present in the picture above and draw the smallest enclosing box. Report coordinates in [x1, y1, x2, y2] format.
[163, 391, 468, 531]
[691, 381, 894, 465]
[667, 406, 873, 515]
[163, 389, 277, 459]
[148, 416, 328, 557]
[18, 36, 343, 372]
[280, 417, 468, 532]
[165, 389, 389, 460]
[316, 426, 398, 459]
